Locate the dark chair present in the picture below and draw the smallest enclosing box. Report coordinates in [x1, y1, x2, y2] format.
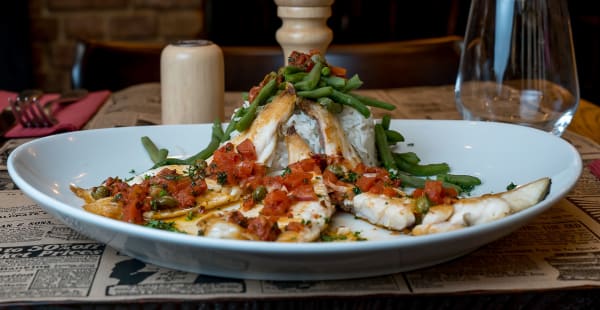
[71, 39, 164, 92]
[326, 36, 463, 88]
[71, 36, 463, 92]
[70, 39, 284, 92]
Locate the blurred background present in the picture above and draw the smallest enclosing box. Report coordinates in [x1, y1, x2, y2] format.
[1, 0, 598, 104]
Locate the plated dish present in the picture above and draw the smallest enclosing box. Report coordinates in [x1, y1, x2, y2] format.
[8, 120, 582, 280]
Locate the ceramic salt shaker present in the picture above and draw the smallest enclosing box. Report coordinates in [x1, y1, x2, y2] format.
[160, 40, 224, 124]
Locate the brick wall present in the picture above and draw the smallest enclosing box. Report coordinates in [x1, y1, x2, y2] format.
[28, 0, 205, 92]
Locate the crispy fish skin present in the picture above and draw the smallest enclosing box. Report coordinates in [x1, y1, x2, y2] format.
[411, 177, 551, 235]
[275, 132, 335, 242]
[299, 100, 363, 168]
[228, 83, 296, 165]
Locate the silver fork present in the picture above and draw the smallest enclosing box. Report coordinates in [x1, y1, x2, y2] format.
[9, 89, 54, 128]
[9, 89, 89, 128]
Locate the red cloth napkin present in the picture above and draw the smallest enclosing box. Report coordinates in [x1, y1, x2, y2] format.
[589, 159, 600, 181]
[0, 90, 111, 138]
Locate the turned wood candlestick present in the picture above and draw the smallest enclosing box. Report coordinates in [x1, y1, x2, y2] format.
[274, 0, 334, 65]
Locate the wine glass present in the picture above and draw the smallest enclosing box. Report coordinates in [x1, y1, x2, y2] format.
[455, 0, 579, 136]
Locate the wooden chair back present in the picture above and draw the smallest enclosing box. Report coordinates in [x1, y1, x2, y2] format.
[326, 36, 463, 88]
[71, 36, 462, 92]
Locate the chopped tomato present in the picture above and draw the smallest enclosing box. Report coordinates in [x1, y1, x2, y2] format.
[287, 50, 314, 71]
[208, 140, 265, 186]
[247, 216, 281, 241]
[227, 211, 248, 228]
[248, 86, 260, 103]
[236, 139, 257, 161]
[290, 184, 318, 201]
[121, 186, 146, 223]
[285, 221, 305, 232]
[241, 196, 256, 211]
[323, 169, 339, 184]
[261, 189, 292, 216]
[236, 160, 255, 180]
[283, 170, 313, 189]
[329, 65, 347, 77]
[289, 157, 321, 174]
[414, 180, 458, 205]
[356, 175, 378, 193]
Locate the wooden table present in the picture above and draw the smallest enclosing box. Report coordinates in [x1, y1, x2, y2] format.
[90, 83, 600, 144]
[2, 83, 600, 308]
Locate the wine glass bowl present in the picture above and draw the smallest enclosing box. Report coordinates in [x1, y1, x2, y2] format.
[455, 0, 579, 136]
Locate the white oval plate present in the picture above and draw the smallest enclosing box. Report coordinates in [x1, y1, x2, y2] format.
[8, 120, 582, 280]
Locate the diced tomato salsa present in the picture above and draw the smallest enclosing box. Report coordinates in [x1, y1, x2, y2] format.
[412, 180, 458, 205]
[102, 168, 208, 224]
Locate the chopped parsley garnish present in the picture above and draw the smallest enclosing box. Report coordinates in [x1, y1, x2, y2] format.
[341, 171, 358, 183]
[144, 220, 180, 232]
[217, 171, 228, 185]
[186, 211, 196, 221]
[507, 182, 517, 190]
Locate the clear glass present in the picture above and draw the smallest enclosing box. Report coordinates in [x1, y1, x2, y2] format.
[455, 0, 579, 136]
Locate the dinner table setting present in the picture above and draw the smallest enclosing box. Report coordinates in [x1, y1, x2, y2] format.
[2, 0, 600, 308]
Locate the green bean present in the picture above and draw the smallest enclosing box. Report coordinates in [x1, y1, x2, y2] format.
[142, 136, 168, 164]
[385, 129, 404, 144]
[393, 153, 450, 176]
[283, 65, 303, 75]
[152, 120, 223, 168]
[441, 181, 463, 194]
[294, 60, 323, 91]
[374, 123, 398, 171]
[317, 97, 343, 114]
[437, 174, 482, 192]
[298, 86, 333, 99]
[324, 76, 346, 89]
[329, 89, 371, 118]
[223, 108, 245, 141]
[342, 74, 363, 92]
[235, 77, 277, 132]
[394, 152, 420, 165]
[381, 114, 391, 130]
[212, 121, 224, 141]
[151, 157, 189, 168]
[350, 93, 396, 111]
[284, 72, 307, 83]
[393, 171, 426, 188]
[321, 66, 331, 76]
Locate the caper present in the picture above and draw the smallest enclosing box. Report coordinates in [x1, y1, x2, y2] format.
[414, 195, 430, 215]
[149, 185, 165, 198]
[252, 186, 267, 202]
[155, 195, 179, 209]
[91, 186, 110, 200]
[192, 159, 207, 171]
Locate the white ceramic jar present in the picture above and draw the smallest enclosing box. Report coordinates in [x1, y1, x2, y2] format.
[160, 40, 224, 124]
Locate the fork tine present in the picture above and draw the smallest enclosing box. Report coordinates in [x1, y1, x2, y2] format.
[19, 98, 37, 127]
[31, 99, 55, 127]
[8, 98, 27, 127]
[11, 95, 56, 128]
